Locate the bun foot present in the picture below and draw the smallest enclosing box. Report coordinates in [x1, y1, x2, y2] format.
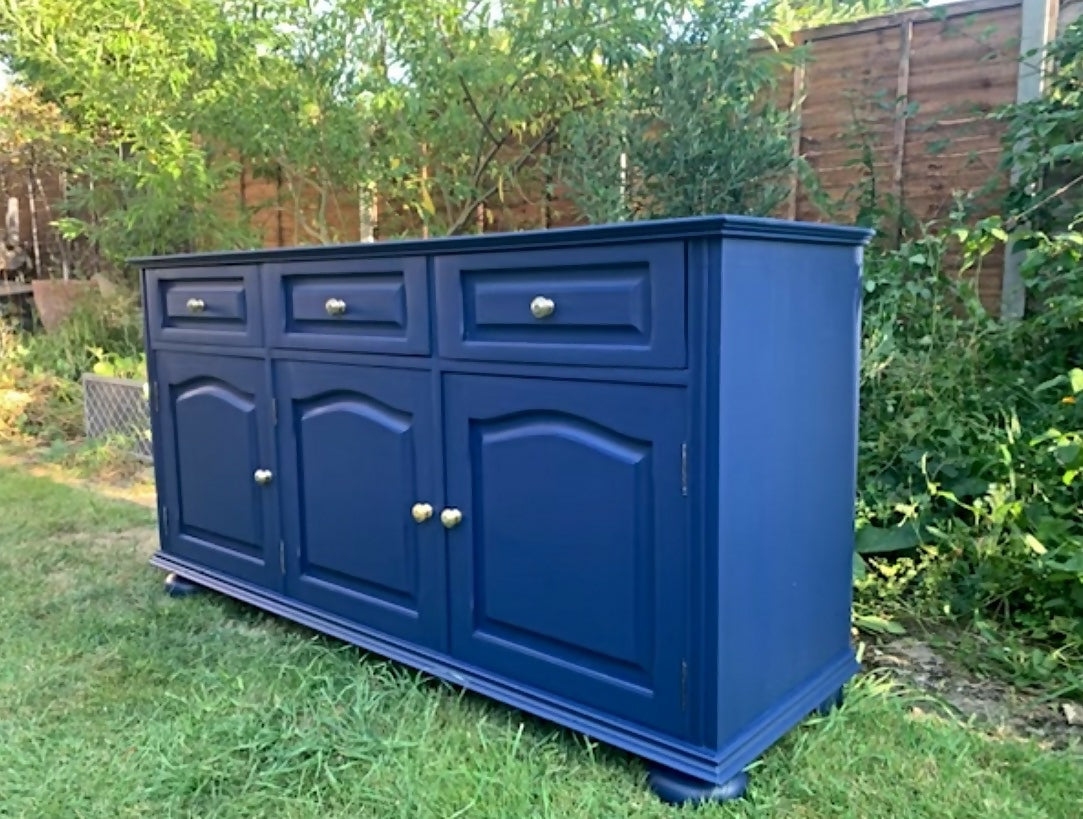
[164, 572, 203, 598]
[648, 766, 748, 804]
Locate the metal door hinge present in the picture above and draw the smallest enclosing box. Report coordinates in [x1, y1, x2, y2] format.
[681, 660, 688, 711]
[279, 540, 285, 574]
[681, 443, 688, 496]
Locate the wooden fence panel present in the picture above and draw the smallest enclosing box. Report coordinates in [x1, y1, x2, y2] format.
[780, 0, 1027, 311]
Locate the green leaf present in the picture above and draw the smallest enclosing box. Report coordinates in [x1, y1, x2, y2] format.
[1046, 553, 1083, 574]
[855, 524, 923, 555]
[852, 553, 867, 581]
[853, 614, 906, 635]
[1069, 369, 1083, 395]
[945, 476, 989, 498]
[1050, 141, 1083, 161]
[419, 184, 435, 216]
[1024, 533, 1047, 556]
[1055, 443, 1082, 468]
[1035, 374, 1066, 393]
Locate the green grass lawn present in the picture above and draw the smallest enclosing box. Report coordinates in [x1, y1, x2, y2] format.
[0, 464, 1079, 818]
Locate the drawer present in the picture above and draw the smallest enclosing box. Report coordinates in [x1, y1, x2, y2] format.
[147, 266, 262, 347]
[435, 242, 685, 367]
[265, 257, 429, 354]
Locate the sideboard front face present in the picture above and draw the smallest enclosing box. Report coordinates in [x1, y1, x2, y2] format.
[146, 237, 698, 743]
[141, 217, 867, 792]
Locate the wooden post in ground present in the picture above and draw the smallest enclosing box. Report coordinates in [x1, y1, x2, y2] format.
[1000, 0, 1060, 318]
[786, 35, 806, 222]
[891, 21, 913, 247]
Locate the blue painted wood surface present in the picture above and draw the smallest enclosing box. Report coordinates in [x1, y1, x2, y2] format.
[139, 214, 872, 798]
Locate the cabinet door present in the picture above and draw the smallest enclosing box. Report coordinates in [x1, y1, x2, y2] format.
[276, 362, 445, 649]
[155, 352, 280, 589]
[443, 375, 690, 735]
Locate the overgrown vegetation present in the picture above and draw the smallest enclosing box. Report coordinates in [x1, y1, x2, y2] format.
[851, 20, 1083, 694]
[0, 291, 143, 445]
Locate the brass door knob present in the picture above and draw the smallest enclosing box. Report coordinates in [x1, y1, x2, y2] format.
[253, 469, 273, 485]
[440, 507, 463, 529]
[325, 298, 347, 316]
[186, 298, 206, 313]
[411, 503, 434, 523]
[530, 296, 555, 319]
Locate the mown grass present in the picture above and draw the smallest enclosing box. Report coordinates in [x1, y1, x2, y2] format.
[0, 462, 1079, 818]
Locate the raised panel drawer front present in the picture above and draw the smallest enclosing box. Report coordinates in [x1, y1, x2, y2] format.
[148, 266, 262, 347]
[435, 242, 686, 367]
[443, 374, 691, 736]
[265, 257, 429, 354]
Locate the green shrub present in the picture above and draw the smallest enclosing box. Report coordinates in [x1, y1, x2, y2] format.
[20, 292, 145, 382]
[1, 291, 145, 443]
[559, 0, 795, 223]
[0, 327, 83, 442]
[854, 217, 1082, 682]
[851, 21, 1083, 687]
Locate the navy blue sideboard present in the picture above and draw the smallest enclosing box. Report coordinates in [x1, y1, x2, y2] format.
[135, 215, 872, 803]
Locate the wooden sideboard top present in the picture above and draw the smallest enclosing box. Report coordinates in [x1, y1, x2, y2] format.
[131, 214, 873, 269]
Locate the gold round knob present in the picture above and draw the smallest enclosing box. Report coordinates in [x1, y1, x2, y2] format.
[411, 503, 434, 523]
[186, 298, 206, 313]
[530, 296, 555, 319]
[440, 507, 463, 529]
[253, 469, 273, 485]
[325, 297, 347, 316]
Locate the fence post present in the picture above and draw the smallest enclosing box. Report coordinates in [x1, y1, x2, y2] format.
[892, 21, 914, 246]
[786, 34, 806, 222]
[1000, 0, 1060, 318]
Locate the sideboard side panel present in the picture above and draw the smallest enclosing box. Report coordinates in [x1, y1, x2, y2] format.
[714, 238, 863, 744]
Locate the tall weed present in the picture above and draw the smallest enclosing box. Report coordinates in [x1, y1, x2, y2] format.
[855, 220, 1082, 687]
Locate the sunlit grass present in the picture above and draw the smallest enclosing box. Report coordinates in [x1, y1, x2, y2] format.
[0, 462, 1078, 817]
